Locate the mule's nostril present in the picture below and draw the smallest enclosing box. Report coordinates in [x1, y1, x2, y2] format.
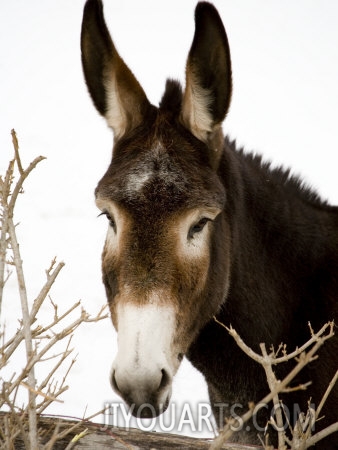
[158, 368, 170, 392]
[178, 353, 183, 362]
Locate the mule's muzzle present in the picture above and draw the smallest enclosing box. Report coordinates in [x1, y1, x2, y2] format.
[111, 366, 172, 418]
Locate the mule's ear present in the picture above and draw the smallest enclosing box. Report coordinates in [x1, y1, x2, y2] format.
[81, 0, 151, 140]
[181, 2, 232, 143]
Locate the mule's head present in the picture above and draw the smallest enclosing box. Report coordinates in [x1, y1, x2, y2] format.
[81, 0, 232, 417]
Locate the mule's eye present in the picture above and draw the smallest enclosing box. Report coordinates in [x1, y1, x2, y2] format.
[99, 211, 116, 232]
[188, 217, 210, 239]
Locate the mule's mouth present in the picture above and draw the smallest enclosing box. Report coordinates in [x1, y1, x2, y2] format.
[111, 368, 172, 418]
[117, 391, 171, 419]
[130, 393, 171, 419]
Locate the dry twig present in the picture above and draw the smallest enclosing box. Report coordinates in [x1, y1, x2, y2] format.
[209, 318, 337, 450]
[0, 130, 108, 449]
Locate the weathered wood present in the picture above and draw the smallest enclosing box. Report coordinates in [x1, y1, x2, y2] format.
[72, 424, 262, 449]
[0, 413, 263, 449]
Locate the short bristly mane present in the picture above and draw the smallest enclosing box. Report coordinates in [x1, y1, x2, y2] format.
[159, 79, 327, 207]
[159, 79, 183, 114]
[226, 137, 328, 208]
[159, 82, 327, 209]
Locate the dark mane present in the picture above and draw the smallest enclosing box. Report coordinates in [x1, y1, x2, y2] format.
[159, 82, 328, 209]
[159, 79, 183, 114]
[225, 137, 328, 208]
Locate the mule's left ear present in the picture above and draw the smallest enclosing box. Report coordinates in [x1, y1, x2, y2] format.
[181, 2, 232, 144]
[81, 0, 151, 140]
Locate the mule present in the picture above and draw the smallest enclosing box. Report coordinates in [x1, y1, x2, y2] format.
[81, 1, 338, 447]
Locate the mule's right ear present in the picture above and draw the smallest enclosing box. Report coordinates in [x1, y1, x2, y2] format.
[181, 2, 232, 144]
[81, 0, 151, 140]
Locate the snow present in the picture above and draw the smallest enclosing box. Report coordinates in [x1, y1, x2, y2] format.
[0, 0, 337, 438]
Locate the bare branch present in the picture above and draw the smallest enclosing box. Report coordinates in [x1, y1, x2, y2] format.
[30, 261, 65, 321]
[213, 317, 263, 363]
[7, 205, 38, 448]
[0, 158, 15, 315]
[20, 381, 64, 404]
[11, 129, 23, 175]
[210, 319, 337, 450]
[8, 155, 46, 216]
[0, 132, 109, 448]
[305, 422, 338, 448]
[315, 370, 338, 420]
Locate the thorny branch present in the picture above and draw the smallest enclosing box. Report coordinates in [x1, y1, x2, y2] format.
[0, 130, 108, 449]
[2, 130, 46, 448]
[209, 318, 337, 450]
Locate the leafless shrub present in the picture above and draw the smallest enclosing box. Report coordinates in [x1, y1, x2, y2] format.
[0, 130, 108, 449]
[209, 318, 338, 450]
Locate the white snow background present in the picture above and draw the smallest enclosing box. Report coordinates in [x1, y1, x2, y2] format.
[1, 0, 338, 438]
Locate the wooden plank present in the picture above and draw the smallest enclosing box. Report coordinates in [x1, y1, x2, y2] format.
[0, 413, 263, 449]
[72, 424, 263, 450]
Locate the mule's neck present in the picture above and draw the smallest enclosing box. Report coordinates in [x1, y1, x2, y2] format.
[188, 139, 338, 403]
[218, 139, 338, 344]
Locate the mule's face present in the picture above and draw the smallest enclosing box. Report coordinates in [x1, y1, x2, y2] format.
[96, 124, 230, 415]
[81, 0, 232, 417]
